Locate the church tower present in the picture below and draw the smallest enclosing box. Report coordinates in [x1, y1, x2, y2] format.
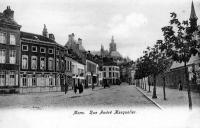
[189, 1, 198, 30]
[109, 36, 117, 53]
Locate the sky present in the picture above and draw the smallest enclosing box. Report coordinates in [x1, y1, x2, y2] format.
[1, 0, 200, 60]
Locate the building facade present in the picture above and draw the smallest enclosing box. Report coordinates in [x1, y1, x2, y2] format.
[102, 65, 120, 85]
[85, 59, 99, 87]
[71, 59, 85, 89]
[0, 6, 21, 93]
[19, 28, 65, 93]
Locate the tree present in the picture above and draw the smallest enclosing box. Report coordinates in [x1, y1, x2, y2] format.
[161, 12, 199, 110]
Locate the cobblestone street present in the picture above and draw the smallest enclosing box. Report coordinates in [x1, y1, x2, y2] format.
[0, 83, 158, 109]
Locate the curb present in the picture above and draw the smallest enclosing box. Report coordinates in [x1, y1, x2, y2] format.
[135, 86, 164, 110]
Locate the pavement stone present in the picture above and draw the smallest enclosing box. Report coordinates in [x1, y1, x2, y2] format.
[136, 85, 200, 110]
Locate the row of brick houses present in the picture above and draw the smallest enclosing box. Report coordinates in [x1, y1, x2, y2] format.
[0, 6, 121, 93]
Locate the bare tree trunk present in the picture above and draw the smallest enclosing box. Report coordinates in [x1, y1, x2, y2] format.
[163, 75, 166, 100]
[184, 62, 192, 110]
[152, 74, 157, 99]
[148, 76, 151, 92]
[144, 77, 147, 91]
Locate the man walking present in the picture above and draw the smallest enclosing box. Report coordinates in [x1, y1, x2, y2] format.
[64, 83, 68, 94]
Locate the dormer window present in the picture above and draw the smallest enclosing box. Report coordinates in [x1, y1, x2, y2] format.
[40, 47, 46, 53]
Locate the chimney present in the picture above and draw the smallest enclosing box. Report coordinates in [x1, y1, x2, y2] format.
[3, 6, 14, 20]
[49, 33, 55, 41]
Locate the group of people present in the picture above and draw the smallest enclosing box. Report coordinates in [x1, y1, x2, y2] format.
[64, 80, 84, 94]
[73, 82, 84, 94]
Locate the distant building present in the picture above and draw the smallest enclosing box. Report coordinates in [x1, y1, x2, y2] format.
[91, 36, 123, 64]
[109, 36, 122, 60]
[71, 59, 85, 89]
[85, 59, 99, 88]
[102, 65, 120, 85]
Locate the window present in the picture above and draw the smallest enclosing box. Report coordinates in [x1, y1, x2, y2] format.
[40, 57, 46, 70]
[0, 72, 5, 86]
[0, 49, 6, 63]
[113, 72, 115, 77]
[109, 67, 111, 71]
[32, 46, 37, 52]
[67, 60, 71, 71]
[9, 72, 15, 86]
[22, 55, 28, 69]
[9, 50, 16, 64]
[61, 59, 64, 71]
[56, 50, 59, 55]
[40, 47, 46, 53]
[48, 58, 54, 70]
[10, 34, 16, 45]
[22, 45, 28, 51]
[31, 56, 37, 70]
[56, 59, 59, 71]
[67, 61, 72, 71]
[109, 72, 111, 77]
[49, 49, 53, 54]
[116, 73, 118, 78]
[103, 72, 106, 77]
[49, 76, 53, 86]
[32, 75, 37, 86]
[22, 74, 27, 86]
[0, 32, 6, 44]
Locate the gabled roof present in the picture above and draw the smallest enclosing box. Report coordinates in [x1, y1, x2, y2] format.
[170, 54, 200, 70]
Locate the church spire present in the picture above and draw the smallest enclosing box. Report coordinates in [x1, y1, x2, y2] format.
[42, 24, 48, 37]
[190, 1, 198, 20]
[111, 36, 114, 43]
[189, 1, 198, 28]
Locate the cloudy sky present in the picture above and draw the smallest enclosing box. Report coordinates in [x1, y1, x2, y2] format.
[1, 0, 200, 60]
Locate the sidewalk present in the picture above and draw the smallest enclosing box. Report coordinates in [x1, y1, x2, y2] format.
[136, 85, 200, 110]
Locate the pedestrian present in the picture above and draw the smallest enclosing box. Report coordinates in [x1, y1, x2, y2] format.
[79, 82, 83, 94]
[64, 83, 68, 94]
[178, 80, 182, 91]
[74, 84, 77, 94]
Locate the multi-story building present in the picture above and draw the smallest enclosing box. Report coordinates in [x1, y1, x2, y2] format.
[71, 59, 85, 89]
[85, 59, 99, 88]
[19, 25, 66, 93]
[64, 55, 73, 90]
[102, 65, 120, 85]
[0, 6, 21, 93]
